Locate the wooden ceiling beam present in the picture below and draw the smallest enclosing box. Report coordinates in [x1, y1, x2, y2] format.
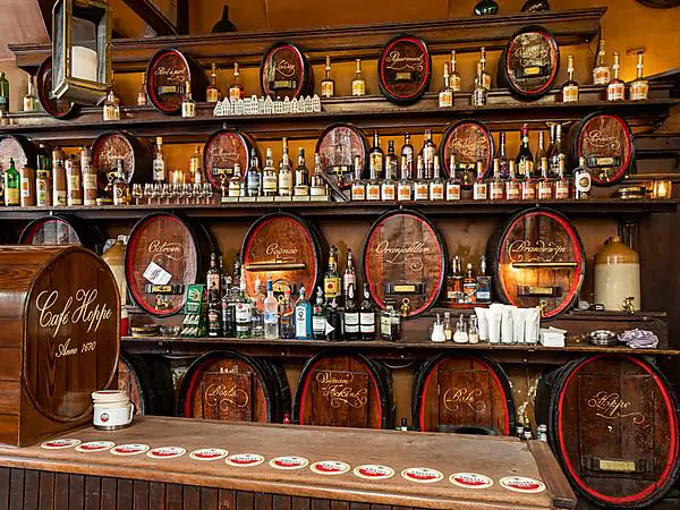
[119, 0, 183, 36]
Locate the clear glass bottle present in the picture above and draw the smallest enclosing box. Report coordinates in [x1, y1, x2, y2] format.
[479, 47, 492, 90]
[229, 62, 245, 100]
[429, 155, 444, 201]
[310, 153, 326, 197]
[343, 283, 360, 340]
[251, 277, 265, 337]
[294, 286, 312, 340]
[246, 149, 262, 197]
[189, 145, 202, 184]
[490, 159, 505, 201]
[515, 124, 534, 178]
[23, 75, 38, 112]
[472, 62, 487, 107]
[181, 80, 196, 118]
[476, 255, 492, 304]
[547, 123, 564, 178]
[324, 245, 342, 302]
[278, 138, 293, 196]
[562, 55, 579, 103]
[468, 315, 480, 344]
[207, 63, 221, 103]
[450, 50, 462, 92]
[382, 141, 397, 201]
[366, 156, 381, 201]
[136, 74, 147, 106]
[112, 159, 129, 206]
[264, 275, 279, 340]
[401, 132, 415, 178]
[443, 312, 453, 341]
[342, 249, 357, 301]
[352, 59, 366, 96]
[153, 136, 166, 184]
[554, 156, 570, 200]
[360, 282, 376, 341]
[537, 156, 553, 200]
[279, 287, 295, 340]
[261, 148, 278, 197]
[592, 38, 611, 85]
[445, 154, 461, 201]
[438, 62, 453, 108]
[421, 129, 436, 178]
[397, 154, 412, 202]
[496, 132, 509, 179]
[414, 155, 429, 201]
[453, 315, 469, 344]
[235, 275, 252, 339]
[473, 161, 488, 200]
[573, 156, 592, 200]
[350, 154, 366, 201]
[294, 148, 310, 196]
[103, 88, 120, 121]
[505, 160, 520, 201]
[521, 164, 537, 201]
[321, 56, 335, 98]
[369, 131, 384, 180]
[607, 52, 625, 102]
[630, 50, 649, 101]
[533, 130, 546, 179]
[229, 163, 243, 198]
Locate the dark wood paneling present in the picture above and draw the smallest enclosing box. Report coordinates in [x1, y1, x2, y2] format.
[24, 470, 40, 510]
[101, 477, 118, 510]
[69, 474, 85, 510]
[134, 480, 150, 510]
[85, 476, 102, 510]
[7, 468, 23, 510]
[38, 471, 54, 510]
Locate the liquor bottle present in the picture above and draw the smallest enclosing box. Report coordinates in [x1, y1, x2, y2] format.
[382, 141, 397, 201]
[421, 130, 436, 178]
[207, 63, 221, 103]
[607, 52, 625, 102]
[182, 80, 196, 118]
[472, 62, 486, 107]
[453, 256, 464, 303]
[414, 155, 429, 201]
[342, 248, 357, 300]
[463, 263, 478, 304]
[324, 245, 341, 301]
[36, 166, 51, 207]
[366, 156, 381, 201]
[547, 123, 564, 178]
[103, 88, 120, 121]
[369, 131, 384, 180]
[81, 147, 97, 207]
[592, 38, 611, 85]
[524, 419, 533, 441]
[429, 155, 444, 201]
[479, 47, 492, 90]
[562, 55, 579, 103]
[360, 282, 376, 341]
[496, 132, 509, 179]
[3, 159, 19, 206]
[321, 56, 335, 98]
[537, 156, 553, 200]
[153, 137, 166, 184]
[352, 59, 366, 96]
[476, 255, 492, 304]
[246, 149, 262, 197]
[294, 286, 312, 340]
[188, 145, 202, 184]
[521, 163, 537, 201]
[630, 50, 649, 101]
[350, 154, 366, 201]
[401, 133, 415, 178]
[312, 287, 326, 340]
[446, 154, 461, 201]
[397, 154, 412, 202]
[445, 258, 459, 302]
[278, 139, 293, 196]
[262, 148, 278, 197]
[18, 163, 34, 207]
[554, 156, 570, 200]
[137, 74, 147, 106]
[251, 277, 265, 337]
[343, 283, 360, 340]
[450, 50, 462, 92]
[294, 148, 310, 196]
[473, 161, 488, 200]
[516, 415, 525, 440]
[326, 298, 341, 341]
[52, 159, 67, 206]
[235, 275, 253, 339]
[229, 163, 243, 198]
[310, 153, 326, 197]
[264, 276, 280, 340]
[573, 156, 592, 200]
[506, 161, 520, 201]
[490, 159, 504, 201]
[443, 312, 453, 341]
[438, 63, 453, 108]
[23, 75, 38, 112]
[221, 279, 235, 338]
[533, 130, 546, 179]
[515, 124, 534, 178]
[66, 156, 83, 206]
[0, 72, 9, 113]
[229, 62, 245, 100]
[207, 286, 222, 337]
[537, 424, 548, 442]
[112, 159, 128, 206]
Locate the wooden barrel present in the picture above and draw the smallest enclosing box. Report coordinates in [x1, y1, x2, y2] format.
[125, 213, 213, 316]
[36, 56, 77, 119]
[412, 353, 515, 436]
[177, 351, 290, 423]
[491, 207, 585, 319]
[440, 120, 494, 184]
[203, 128, 257, 190]
[362, 210, 446, 318]
[0, 134, 37, 170]
[0, 246, 119, 446]
[260, 42, 314, 99]
[378, 35, 431, 105]
[241, 212, 323, 304]
[497, 25, 560, 99]
[293, 350, 394, 429]
[91, 131, 154, 195]
[19, 214, 105, 253]
[567, 112, 635, 186]
[145, 48, 208, 114]
[536, 354, 680, 508]
[315, 123, 367, 188]
[118, 352, 174, 416]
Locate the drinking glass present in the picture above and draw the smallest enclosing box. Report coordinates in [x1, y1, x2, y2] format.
[132, 183, 143, 205]
[144, 183, 154, 204]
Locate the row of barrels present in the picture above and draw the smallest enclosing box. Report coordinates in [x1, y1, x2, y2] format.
[17, 206, 585, 319]
[121, 350, 679, 508]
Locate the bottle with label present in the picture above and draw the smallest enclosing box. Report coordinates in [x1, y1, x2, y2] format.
[182, 80, 196, 118]
[562, 55, 579, 103]
[430, 155, 444, 200]
[81, 146, 97, 206]
[350, 154, 366, 201]
[189, 145, 203, 184]
[352, 59, 366, 96]
[263, 276, 279, 340]
[537, 156, 553, 200]
[23, 75, 38, 112]
[421, 130, 437, 178]
[630, 51, 649, 101]
[278, 139, 293, 197]
[343, 248, 357, 302]
[547, 123, 564, 178]
[446, 154, 461, 201]
[450, 50, 462, 92]
[246, 149, 262, 197]
[443, 312, 453, 341]
[431, 314, 446, 342]
[262, 148, 278, 197]
[554, 156, 570, 200]
[36, 169, 51, 207]
[592, 39, 611, 85]
[153, 137, 166, 184]
[381, 141, 397, 201]
[0, 72, 9, 113]
[479, 47, 491, 90]
[103, 88, 120, 121]
[414, 155, 429, 201]
[366, 154, 381, 201]
[521, 166, 537, 201]
[401, 133, 415, 178]
[294, 286, 313, 340]
[515, 124, 534, 178]
[251, 277, 265, 337]
[112, 159, 129, 206]
[505, 161, 520, 201]
[473, 161, 488, 201]
[607, 52, 625, 102]
[229, 62, 245, 100]
[326, 298, 340, 341]
[468, 315, 480, 344]
[495, 132, 509, 179]
[310, 153, 326, 197]
[343, 283, 360, 340]
[573, 156, 592, 200]
[66, 156, 83, 206]
[321, 56, 335, 98]
[221, 284, 236, 338]
[490, 159, 505, 201]
[20, 164, 35, 206]
[533, 130, 546, 179]
[294, 148, 310, 196]
[369, 131, 384, 180]
[445, 258, 456, 301]
[312, 287, 326, 340]
[463, 263, 477, 304]
[360, 282, 376, 341]
[235, 275, 252, 339]
[52, 158, 67, 206]
[324, 245, 341, 301]
[206, 285, 222, 337]
[229, 163, 243, 198]
[3, 159, 19, 206]
[206, 63, 221, 103]
[137, 74, 147, 106]
[397, 155, 412, 202]
[472, 62, 487, 108]
[452, 256, 464, 303]
[476, 255, 492, 304]
[438, 62, 453, 108]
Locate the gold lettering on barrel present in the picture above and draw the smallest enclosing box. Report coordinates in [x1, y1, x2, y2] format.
[148, 240, 185, 261]
[584, 129, 622, 153]
[508, 240, 566, 263]
[265, 244, 299, 257]
[443, 388, 487, 413]
[36, 289, 114, 338]
[154, 66, 187, 84]
[315, 371, 368, 409]
[375, 240, 429, 272]
[204, 384, 249, 411]
[275, 60, 296, 77]
[586, 391, 646, 425]
[385, 51, 425, 72]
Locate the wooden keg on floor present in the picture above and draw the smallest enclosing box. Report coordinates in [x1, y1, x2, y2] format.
[177, 351, 290, 423]
[118, 353, 174, 416]
[536, 354, 680, 508]
[19, 214, 105, 253]
[294, 351, 394, 429]
[0, 246, 120, 446]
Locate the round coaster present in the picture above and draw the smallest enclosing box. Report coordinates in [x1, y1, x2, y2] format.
[190, 448, 229, 461]
[75, 441, 116, 453]
[449, 472, 494, 490]
[310, 460, 351, 476]
[500, 476, 546, 494]
[147, 446, 187, 460]
[110, 444, 151, 456]
[269, 456, 309, 470]
[41, 438, 82, 450]
[226, 453, 265, 467]
[401, 467, 444, 484]
[353, 464, 395, 480]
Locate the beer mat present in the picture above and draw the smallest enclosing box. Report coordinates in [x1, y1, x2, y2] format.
[499, 476, 546, 494]
[75, 441, 116, 453]
[147, 446, 187, 459]
[225, 453, 265, 467]
[189, 448, 229, 461]
[449, 472, 494, 489]
[40, 438, 82, 450]
[353, 464, 395, 480]
[400, 467, 444, 484]
[110, 443, 151, 456]
[269, 456, 309, 470]
[309, 460, 351, 475]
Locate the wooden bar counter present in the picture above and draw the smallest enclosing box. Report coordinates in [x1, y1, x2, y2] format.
[0, 416, 576, 510]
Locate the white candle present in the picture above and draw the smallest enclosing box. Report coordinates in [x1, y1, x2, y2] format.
[72, 46, 98, 82]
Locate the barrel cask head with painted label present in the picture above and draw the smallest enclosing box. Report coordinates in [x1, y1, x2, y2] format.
[537, 354, 680, 508]
[441, 120, 494, 185]
[315, 123, 367, 189]
[413, 354, 515, 435]
[492, 207, 585, 319]
[37, 56, 76, 119]
[378, 35, 432, 105]
[498, 25, 560, 99]
[91, 131, 154, 195]
[145, 48, 207, 115]
[362, 210, 446, 318]
[260, 42, 313, 99]
[0, 134, 37, 171]
[19, 215, 105, 253]
[203, 129, 256, 190]
[294, 351, 393, 429]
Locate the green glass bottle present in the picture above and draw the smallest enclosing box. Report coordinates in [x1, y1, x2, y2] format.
[474, 0, 499, 15]
[4, 158, 20, 206]
[0, 72, 9, 113]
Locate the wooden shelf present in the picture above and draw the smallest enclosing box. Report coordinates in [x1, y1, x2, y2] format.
[9, 8, 606, 72]
[0, 198, 676, 221]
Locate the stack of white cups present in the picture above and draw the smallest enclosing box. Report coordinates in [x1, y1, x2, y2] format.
[474, 304, 541, 344]
[92, 390, 135, 431]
